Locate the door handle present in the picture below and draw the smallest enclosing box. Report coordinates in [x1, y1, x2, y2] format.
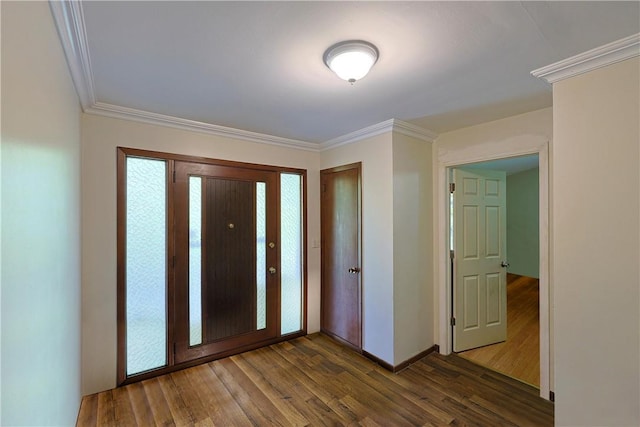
[348, 267, 361, 274]
[268, 266, 277, 275]
[501, 261, 510, 268]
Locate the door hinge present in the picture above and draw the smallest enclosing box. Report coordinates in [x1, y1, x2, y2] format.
[322, 184, 327, 193]
[449, 183, 455, 193]
[173, 342, 176, 356]
[172, 255, 176, 268]
[450, 317, 456, 326]
[173, 170, 176, 183]
[450, 250, 455, 259]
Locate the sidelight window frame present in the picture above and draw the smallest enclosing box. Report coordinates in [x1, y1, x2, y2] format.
[116, 147, 307, 385]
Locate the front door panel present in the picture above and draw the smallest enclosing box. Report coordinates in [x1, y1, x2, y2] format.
[174, 162, 278, 363]
[204, 178, 257, 341]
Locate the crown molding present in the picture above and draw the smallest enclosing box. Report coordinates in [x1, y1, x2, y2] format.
[531, 33, 640, 84]
[49, 0, 95, 108]
[50, 0, 319, 151]
[87, 102, 320, 151]
[392, 119, 438, 142]
[321, 119, 395, 150]
[50, 0, 436, 153]
[320, 119, 437, 151]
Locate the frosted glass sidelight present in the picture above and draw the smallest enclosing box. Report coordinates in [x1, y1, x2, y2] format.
[189, 177, 203, 346]
[126, 157, 167, 375]
[256, 182, 266, 330]
[280, 173, 303, 335]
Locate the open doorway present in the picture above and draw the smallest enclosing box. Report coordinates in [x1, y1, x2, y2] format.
[449, 155, 540, 386]
[436, 137, 550, 400]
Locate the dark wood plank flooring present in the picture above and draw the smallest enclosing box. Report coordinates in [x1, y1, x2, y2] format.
[77, 334, 553, 426]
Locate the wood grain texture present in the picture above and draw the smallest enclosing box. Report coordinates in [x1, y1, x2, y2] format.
[205, 177, 256, 340]
[321, 163, 362, 349]
[458, 273, 540, 386]
[172, 161, 281, 366]
[78, 333, 553, 426]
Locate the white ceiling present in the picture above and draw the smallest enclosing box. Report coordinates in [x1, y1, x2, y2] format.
[75, 1, 639, 144]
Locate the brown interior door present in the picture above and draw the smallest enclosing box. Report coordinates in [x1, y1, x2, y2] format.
[174, 161, 278, 363]
[321, 163, 362, 349]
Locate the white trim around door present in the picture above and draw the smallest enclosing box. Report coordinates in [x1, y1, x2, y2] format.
[434, 136, 550, 400]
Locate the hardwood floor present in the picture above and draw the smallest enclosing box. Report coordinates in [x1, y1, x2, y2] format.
[458, 274, 540, 387]
[77, 333, 553, 426]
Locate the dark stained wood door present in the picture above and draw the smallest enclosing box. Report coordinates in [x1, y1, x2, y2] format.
[205, 178, 256, 341]
[321, 163, 362, 349]
[174, 161, 279, 363]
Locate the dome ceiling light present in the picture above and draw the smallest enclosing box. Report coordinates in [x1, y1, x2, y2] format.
[323, 40, 379, 84]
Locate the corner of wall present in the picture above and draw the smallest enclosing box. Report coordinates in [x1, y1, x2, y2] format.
[551, 56, 639, 426]
[391, 132, 435, 365]
[320, 132, 395, 365]
[1, 2, 82, 424]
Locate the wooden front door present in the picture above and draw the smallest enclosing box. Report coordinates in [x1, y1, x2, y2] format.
[321, 163, 362, 349]
[174, 161, 279, 363]
[204, 178, 256, 341]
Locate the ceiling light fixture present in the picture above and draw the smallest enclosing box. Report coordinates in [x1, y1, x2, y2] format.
[323, 40, 379, 84]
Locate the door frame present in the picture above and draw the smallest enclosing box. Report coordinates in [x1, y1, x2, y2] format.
[435, 138, 550, 399]
[116, 147, 308, 385]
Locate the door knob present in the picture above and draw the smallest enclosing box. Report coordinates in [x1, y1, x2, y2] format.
[348, 267, 361, 274]
[268, 267, 277, 275]
[501, 261, 510, 268]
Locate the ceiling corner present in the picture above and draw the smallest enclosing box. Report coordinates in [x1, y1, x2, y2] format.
[531, 32, 640, 84]
[320, 119, 395, 151]
[49, 0, 95, 109]
[391, 119, 438, 143]
[86, 102, 320, 152]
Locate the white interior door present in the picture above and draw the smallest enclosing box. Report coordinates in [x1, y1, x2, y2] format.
[453, 168, 507, 352]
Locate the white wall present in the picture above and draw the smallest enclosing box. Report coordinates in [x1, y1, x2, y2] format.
[1, 2, 82, 425]
[435, 108, 553, 161]
[320, 134, 395, 364]
[392, 134, 434, 364]
[552, 57, 639, 426]
[320, 131, 435, 367]
[81, 114, 321, 395]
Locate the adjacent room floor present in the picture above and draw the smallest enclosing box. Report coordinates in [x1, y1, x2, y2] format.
[458, 273, 540, 387]
[77, 333, 553, 426]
